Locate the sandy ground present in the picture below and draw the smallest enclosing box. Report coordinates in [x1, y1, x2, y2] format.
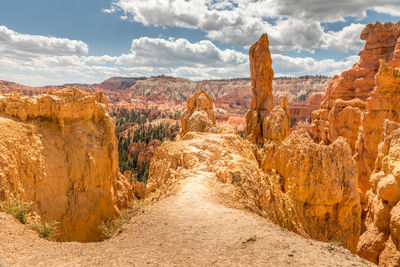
[0, 174, 373, 266]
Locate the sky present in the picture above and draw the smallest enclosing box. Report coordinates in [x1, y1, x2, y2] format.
[0, 0, 400, 86]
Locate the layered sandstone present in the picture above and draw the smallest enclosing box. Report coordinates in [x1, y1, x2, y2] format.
[312, 21, 400, 150]
[358, 120, 400, 265]
[1, 74, 330, 133]
[180, 89, 216, 135]
[0, 88, 133, 242]
[312, 22, 400, 203]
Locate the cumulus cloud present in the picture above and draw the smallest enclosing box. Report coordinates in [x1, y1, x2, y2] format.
[84, 37, 247, 67]
[104, 0, 400, 52]
[0, 26, 88, 57]
[276, 0, 400, 22]
[272, 54, 359, 77]
[322, 23, 365, 53]
[0, 30, 250, 85]
[373, 5, 400, 17]
[0, 24, 360, 86]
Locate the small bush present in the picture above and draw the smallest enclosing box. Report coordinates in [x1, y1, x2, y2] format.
[100, 205, 141, 239]
[100, 219, 116, 239]
[30, 221, 59, 239]
[0, 198, 32, 224]
[100, 209, 133, 239]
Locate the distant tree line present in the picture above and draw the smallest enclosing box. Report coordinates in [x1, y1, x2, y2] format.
[111, 107, 181, 132]
[273, 75, 331, 80]
[113, 107, 181, 183]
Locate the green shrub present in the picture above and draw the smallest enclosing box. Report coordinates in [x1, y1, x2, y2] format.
[30, 221, 59, 239]
[0, 198, 32, 224]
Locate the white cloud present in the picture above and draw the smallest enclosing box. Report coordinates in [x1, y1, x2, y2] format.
[0, 24, 361, 86]
[322, 23, 365, 53]
[0, 30, 250, 85]
[105, 0, 400, 52]
[373, 5, 400, 17]
[84, 37, 247, 67]
[272, 54, 359, 77]
[0, 26, 88, 57]
[276, 0, 400, 22]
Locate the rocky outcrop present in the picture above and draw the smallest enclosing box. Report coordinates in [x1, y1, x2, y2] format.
[246, 34, 274, 144]
[147, 116, 360, 254]
[0, 88, 133, 242]
[148, 49, 360, 253]
[312, 21, 400, 149]
[358, 120, 400, 265]
[312, 22, 400, 203]
[262, 130, 360, 251]
[262, 96, 290, 143]
[245, 33, 360, 251]
[355, 59, 400, 198]
[180, 89, 216, 135]
[246, 34, 290, 145]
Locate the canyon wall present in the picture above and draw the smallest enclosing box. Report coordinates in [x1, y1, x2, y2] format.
[309, 21, 400, 264]
[0, 88, 133, 242]
[357, 62, 400, 265]
[311, 22, 400, 200]
[358, 120, 400, 265]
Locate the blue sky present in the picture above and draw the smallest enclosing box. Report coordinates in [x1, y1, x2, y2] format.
[0, 0, 399, 86]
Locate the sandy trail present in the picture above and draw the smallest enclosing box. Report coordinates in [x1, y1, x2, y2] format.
[0, 173, 372, 266]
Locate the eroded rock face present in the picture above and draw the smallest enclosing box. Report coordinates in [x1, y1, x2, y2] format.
[0, 88, 133, 242]
[262, 96, 290, 143]
[147, 131, 360, 252]
[358, 120, 400, 265]
[312, 22, 400, 203]
[246, 34, 290, 145]
[265, 130, 360, 251]
[180, 89, 216, 134]
[148, 80, 360, 253]
[245, 33, 360, 251]
[355, 60, 400, 198]
[312, 21, 400, 150]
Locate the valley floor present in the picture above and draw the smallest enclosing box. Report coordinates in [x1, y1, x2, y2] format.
[0, 174, 372, 266]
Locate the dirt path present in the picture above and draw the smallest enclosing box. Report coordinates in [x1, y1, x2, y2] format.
[0, 173, 372, 266]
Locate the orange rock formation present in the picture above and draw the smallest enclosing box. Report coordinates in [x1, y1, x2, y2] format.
[147, 34, 361, 253]
[180, 89, 216, 135]
[311, 22, 400, 208]
[246, 34, 290, 145]
[0, 88, 133, 242]
[358, 120, 400, 265]
[246, 34, 275, 144]
[357, 61, 400, 265]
